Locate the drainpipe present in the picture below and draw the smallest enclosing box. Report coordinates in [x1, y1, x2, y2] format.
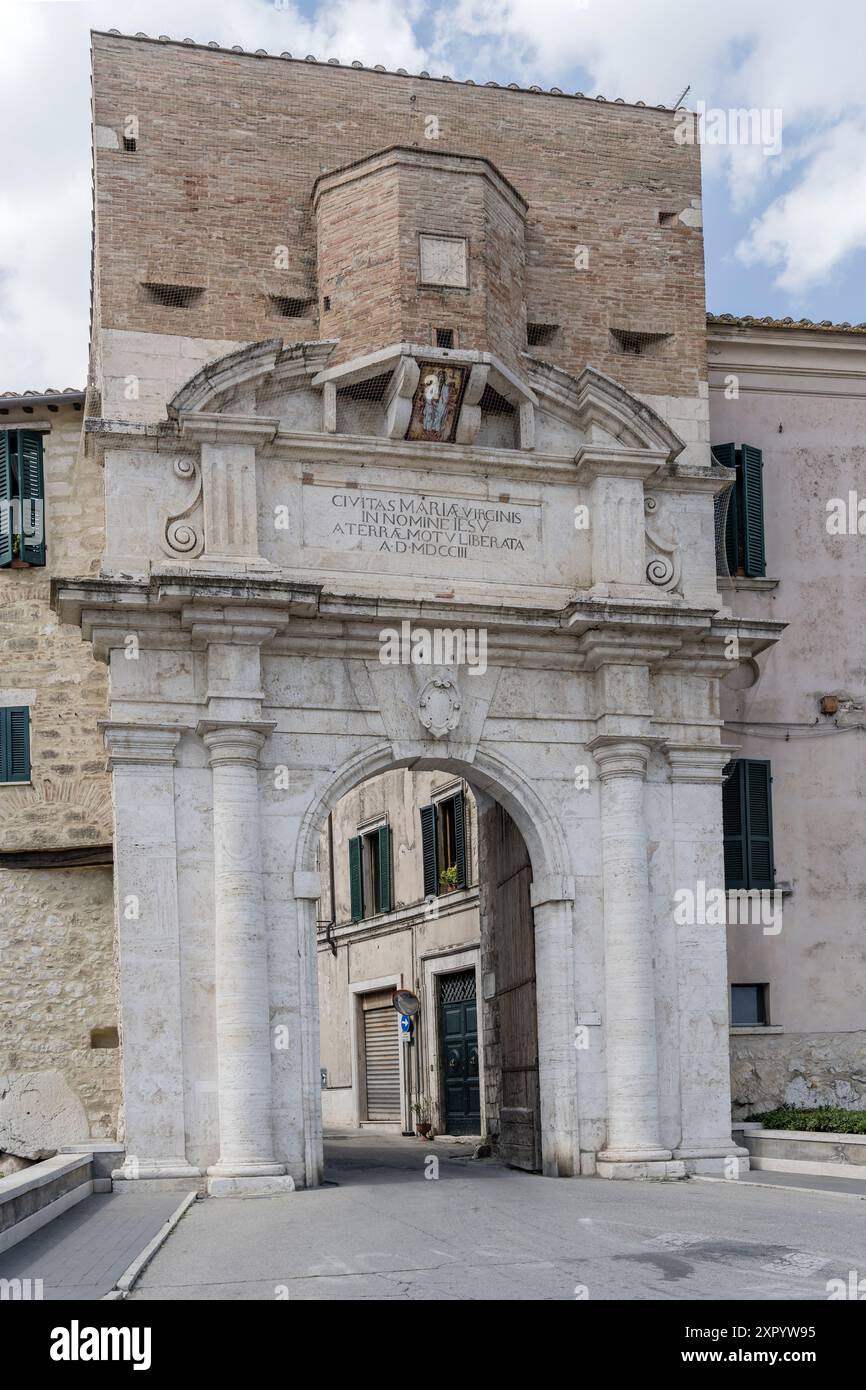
[325, 812, 338, 957]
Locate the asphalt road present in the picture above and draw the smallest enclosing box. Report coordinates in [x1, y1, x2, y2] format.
[125, 1131, 866, 1301]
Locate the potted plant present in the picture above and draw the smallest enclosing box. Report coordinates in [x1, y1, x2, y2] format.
[10, 535, 29, 569]
[439, 864, 459, 894]
[412, 1098, 433, 1138]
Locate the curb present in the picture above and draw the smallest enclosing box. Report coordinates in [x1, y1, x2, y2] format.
[693, 1174, 866, 1202]
[102, 1191, 197, 1300]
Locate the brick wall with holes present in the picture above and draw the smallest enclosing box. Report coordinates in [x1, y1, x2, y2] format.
[91, 32, 706, 398]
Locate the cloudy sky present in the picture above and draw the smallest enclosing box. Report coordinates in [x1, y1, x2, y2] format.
[3, 0, 865, 390]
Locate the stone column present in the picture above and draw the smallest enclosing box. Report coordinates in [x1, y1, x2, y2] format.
[530, 876, 580, 1177]
[589, 736, 679, 1177]
[201, 721, 295, 1195]
[666, 743, 750, 1177]
[103, 724, 200, 1185]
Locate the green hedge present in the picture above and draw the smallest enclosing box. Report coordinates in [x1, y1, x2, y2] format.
[747, 1106, 866, 1135]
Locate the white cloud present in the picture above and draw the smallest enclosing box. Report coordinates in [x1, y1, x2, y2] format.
[736, 120, 866, 295]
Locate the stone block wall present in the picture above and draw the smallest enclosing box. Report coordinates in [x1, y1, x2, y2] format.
[731, 1031, 866, 1119]
[0, 403, 119, 1153]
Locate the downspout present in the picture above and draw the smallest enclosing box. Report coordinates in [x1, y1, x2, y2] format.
[325, 811, 338, 957]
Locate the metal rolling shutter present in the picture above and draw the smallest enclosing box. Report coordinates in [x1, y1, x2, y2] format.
[363, 1005, 401, 1121]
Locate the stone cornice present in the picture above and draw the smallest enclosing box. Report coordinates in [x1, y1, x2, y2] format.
[100, 721, 189, 766]
[178, 413, 281, 444]
[312, 145, 529, 218]
[167, 338, 282, 417]
[53, 575, 785, 669]
[573, 445, 669, 481]
[310, 340, 538, 407]
[665, 741, 740, 783]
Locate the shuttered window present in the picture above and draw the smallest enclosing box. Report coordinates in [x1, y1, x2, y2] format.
[348, 824, 392, 920]
[362, 995, 401, 1122]
[712, 442, 765, 578]
[722, 759, 774, 890]
[0, 430, 46, 568]
[0, 706, 31, 783]
[420, 789, 467, 895]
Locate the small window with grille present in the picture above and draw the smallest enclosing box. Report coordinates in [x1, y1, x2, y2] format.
[527, 322, 559, 347]
[439, 970, 477, 1005]
[269, 295, 314, 318]
[142, 283, 204, 308]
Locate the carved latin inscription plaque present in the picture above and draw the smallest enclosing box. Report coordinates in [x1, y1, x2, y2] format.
[300, 484, 539, 565]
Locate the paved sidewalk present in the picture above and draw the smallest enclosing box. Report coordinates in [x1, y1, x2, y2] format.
[0, 1191, 184, 1300]
[125, 1131, 866, 1301]
[698, 1169, 866, 1199]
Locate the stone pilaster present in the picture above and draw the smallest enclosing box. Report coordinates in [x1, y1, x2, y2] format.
[529, 876, 580, 1176]
[588, 735, 682, 1178]
[200, 720, 295, 1195]
[666, 742, 749, 1177]
[102, 723, 199, 1184]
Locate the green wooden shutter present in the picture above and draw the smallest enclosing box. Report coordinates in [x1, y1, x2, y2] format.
[722, 761, 747, 889]
[740, 444, 765, 577]
[18, 431, 45, 566]
[745, 760, 774, 888]
[0, 432, 12, 567]
[420, 804, 438, 897]
[349, 835, 363, 920]
[453, 790, 467, 888]
[377, 825, 392, 914]
[0, 707, 31, 783]
[711, 443, 738, 575]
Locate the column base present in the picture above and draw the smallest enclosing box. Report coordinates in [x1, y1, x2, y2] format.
[597, 1158, 686, 1180]
[673, 1144, 750, 1178]
[111, 1158, 201, 1181]
[110, 1158, 203, 1194]
[206, 1160, 295, 1197]
[596, 1147, 684, 1180]
[207, 1174, 296, 1198]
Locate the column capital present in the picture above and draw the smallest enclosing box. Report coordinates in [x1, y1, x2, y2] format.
[587, 734, 659, 778]
[100, 721, 189, 767]
[198, 720, 276, 767]
[665, 741, 740, 784]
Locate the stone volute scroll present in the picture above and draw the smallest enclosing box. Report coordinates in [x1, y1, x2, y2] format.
[163, 456, 204, 559]
[643, 494, 682, 592]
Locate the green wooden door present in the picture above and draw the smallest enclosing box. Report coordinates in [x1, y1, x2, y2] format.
[439, 969, 480, 1135]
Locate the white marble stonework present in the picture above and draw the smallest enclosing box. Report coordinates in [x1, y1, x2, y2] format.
[58, 337, 783, 1189]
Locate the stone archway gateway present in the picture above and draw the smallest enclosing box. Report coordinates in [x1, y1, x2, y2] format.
[56, 330, 781, 1193]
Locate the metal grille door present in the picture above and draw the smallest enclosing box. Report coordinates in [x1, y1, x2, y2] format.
[363, 1006, 401, 1121]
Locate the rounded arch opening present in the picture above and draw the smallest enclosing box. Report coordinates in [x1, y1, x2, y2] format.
[294, 744, 578, 1188]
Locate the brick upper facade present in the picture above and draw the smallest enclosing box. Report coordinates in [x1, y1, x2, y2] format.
[91, 31, 707, 400]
